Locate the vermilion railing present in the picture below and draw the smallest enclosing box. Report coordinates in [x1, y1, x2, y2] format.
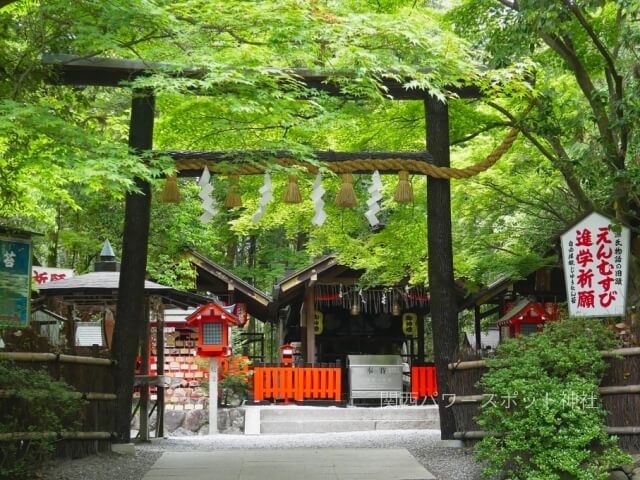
[252, 366, 342, 402]
[411, 365, 438, 399]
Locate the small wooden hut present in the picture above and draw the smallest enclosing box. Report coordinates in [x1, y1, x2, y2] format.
[33, 240, 210, 439]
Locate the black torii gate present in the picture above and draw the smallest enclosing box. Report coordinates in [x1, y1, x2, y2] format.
[44, 53, 481, 442]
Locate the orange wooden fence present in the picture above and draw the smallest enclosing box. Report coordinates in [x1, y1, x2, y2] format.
[411, 365, 438, 399]
[253, 366, 342, 402]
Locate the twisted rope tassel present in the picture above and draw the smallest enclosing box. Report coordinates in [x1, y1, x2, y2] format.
[283, 175, 302, 203]
[224, 175, 242, 208]
[336, 173, 357, 208]
[160, 173, 181, 203]
[394, 170, 413, 203]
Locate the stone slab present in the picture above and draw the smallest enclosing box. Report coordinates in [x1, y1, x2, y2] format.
[143, 448, 435, 480]
[244, 407, 260, 435]
[111, 443, 136, 456]
[438, 439, 464, 448]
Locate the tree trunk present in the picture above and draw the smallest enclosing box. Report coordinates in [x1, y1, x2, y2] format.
[425, 95, 459, 441]
[112, 91, 155, 443]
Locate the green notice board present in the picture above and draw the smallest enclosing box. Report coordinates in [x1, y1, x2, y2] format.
[0, 236, 32, 327]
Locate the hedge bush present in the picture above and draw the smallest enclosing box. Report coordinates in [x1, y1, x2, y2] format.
[475, 317, 630, 480]
[0, 361, 86, 479]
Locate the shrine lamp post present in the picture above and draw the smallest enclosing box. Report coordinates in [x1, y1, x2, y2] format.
[186, 303, 239, 434]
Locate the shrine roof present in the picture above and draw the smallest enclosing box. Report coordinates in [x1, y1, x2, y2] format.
[35, 271, 210, 309]
[185, 249, 273, 322]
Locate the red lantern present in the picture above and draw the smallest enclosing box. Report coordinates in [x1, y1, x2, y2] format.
[186, 303, 239, 357]
[280, 343, 295, 366]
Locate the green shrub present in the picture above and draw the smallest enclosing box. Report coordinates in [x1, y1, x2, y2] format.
[475, 317, 630, 480]
[0, 361, 86, 480]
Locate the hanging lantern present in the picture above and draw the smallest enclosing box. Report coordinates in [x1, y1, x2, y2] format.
[160, 173, 181, 203]
[314, 311, 324, 335]
[224, 175, 243, 208]
[391, 300, 402, 316]
[350, 294, 360, 316]
[402, 313, 418, 337]
[394, 170, 414, 203]
[336, 173, 357, 208]
[283, 175, 302, 203]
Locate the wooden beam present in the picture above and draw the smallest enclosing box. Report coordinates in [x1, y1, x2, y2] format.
[448, 347, 640, 371]
[42, 53, 482, 100]
[451, 385, 640, 404]
[155, 309, 165, 438]
[139, 300, 150, 442]
[455, 428, 640, 439]
[425, 94, 459, 441]
[474, 305, 482, 351]
[0, 352, 115, 366]
[305, 287, 316, 365]
[112, 90, 155, 444]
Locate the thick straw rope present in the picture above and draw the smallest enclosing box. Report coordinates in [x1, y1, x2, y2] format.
[175, 105, 531, 180]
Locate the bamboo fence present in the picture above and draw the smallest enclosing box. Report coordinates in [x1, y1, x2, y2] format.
[447, 348, 640, 452]
[0, 352, 117, 457]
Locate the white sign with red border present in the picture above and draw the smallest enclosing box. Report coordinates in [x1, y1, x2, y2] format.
[32, 267, 74, 285]
[561, 212, 629, 317]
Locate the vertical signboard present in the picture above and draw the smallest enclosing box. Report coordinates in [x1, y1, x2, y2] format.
[561, 212, 629, 317]
[0, 236, 32, 327]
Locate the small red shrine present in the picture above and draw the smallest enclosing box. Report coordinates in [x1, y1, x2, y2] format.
[186, 302, 239, 357]
[497, 298, 559, 341]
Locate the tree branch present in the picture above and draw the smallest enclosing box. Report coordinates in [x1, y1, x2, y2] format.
[544, 136, 594, 212]
[450, 122, 512, 146]
[542, 33, 619, 165]
[562, 0, 620, 82]
[486, 101, 593, 212]
[480, 179, 569, 224]
[486, 102, 556, 163]
[562, 0, 627, 156]
[175, 15, 266, 46]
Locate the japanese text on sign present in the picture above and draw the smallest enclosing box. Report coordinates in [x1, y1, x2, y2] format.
[561, 212, 629, 317]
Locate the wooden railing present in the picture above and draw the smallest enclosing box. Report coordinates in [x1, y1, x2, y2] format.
[252, 366, 342, 402]
[411, 365, 438, 399]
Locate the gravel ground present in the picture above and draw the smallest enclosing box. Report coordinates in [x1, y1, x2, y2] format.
[42, 430, 486, 480]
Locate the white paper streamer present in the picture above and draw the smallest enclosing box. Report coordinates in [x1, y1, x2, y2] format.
[198, 167, 216, 224]
[365, 170, 383, 227]
[311, 172, 327, 226]
[251, 172, 272, 223]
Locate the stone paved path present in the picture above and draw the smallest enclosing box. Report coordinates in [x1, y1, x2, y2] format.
[142, 448, 435, 480]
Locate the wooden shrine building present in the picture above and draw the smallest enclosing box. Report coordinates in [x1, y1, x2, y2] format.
[184, 249, 274, 323]
[273, 255, 447, 367]
[461, 264, 567, 350]
[32, 241, 210, 439]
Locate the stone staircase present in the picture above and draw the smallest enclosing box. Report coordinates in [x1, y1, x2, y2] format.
[245, 405, 440, 434]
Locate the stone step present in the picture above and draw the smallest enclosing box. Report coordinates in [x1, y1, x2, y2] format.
[259, 406, 439, 422]
[250, 406, 440, 434]
[260, 419, 439, 434]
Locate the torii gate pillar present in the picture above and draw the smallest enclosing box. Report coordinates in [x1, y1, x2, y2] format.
[112, 90, 155, 443]
[425, 95, 459, 441]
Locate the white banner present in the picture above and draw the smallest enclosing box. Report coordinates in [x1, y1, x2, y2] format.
[561, 212, 629, 317]
[32, 267, 74, 285]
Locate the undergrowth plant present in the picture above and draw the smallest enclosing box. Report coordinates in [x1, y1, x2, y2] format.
[0, 361, 86, 480]
[475, 317, 630, 480]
